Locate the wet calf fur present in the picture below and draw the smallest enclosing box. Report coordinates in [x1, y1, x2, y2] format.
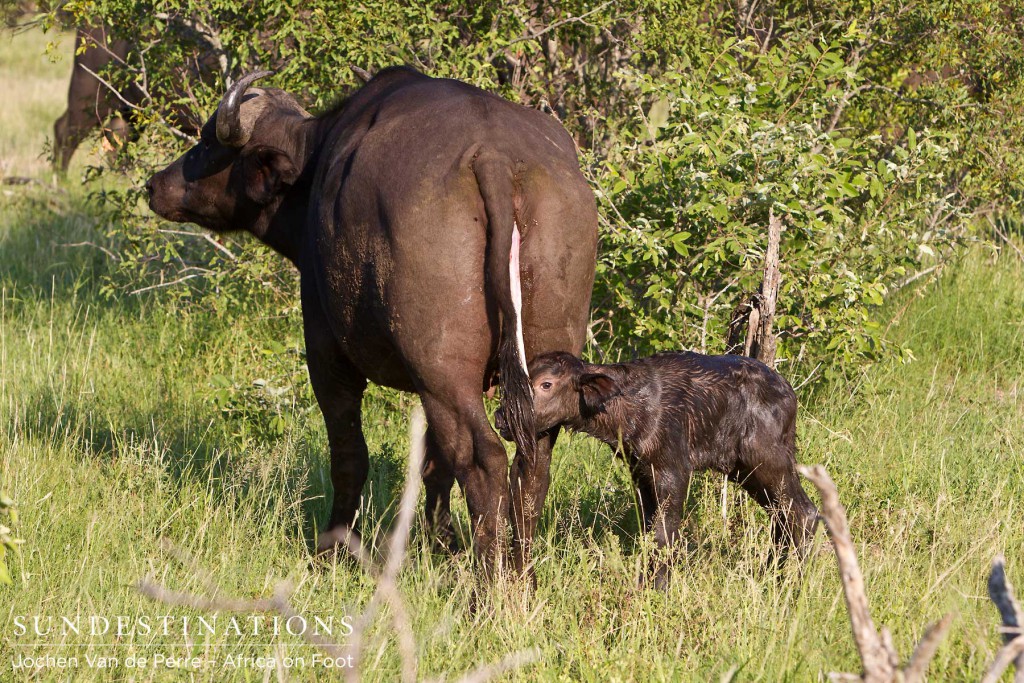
[499, 351, 817, 584]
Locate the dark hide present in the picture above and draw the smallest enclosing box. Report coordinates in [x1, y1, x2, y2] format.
[146, 66, 598, 575]
[498, 351, 818, 587]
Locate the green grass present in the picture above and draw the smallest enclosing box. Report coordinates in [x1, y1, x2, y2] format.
[0, 24, 81, 179]
[2, 23, 1024, 683]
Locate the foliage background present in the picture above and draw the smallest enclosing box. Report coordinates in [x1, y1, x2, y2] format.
[31, 0, 1024, 387]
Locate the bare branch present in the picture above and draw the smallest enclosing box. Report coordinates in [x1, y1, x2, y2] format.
[982, 637, 1024, 683]
[988, 215, 1024, 265]
[892, 265, 940, 293]
[988, 555, 1024, 683]
[153, 12, 231, 85]
[57, 241, 120, 262]
[752, 208, 782, 367]
[990, 555, 1024, 636]
[156, 228, 237, 261]
[129, 273, 204, 295]
[509, 1, 614, 46]
[76, 63, 143, 112]
[137, 575, 285, 615]
[344, 406, 426, 683]
[351, 65, 372, 83]
[799, 464, 953, 682]
[448, 648, 543, 683]
[730, 210, 783, 364]
[902, 612, 954, 683]
[799, 464, 895, 682]
[77, 64, 192, 141]
[136, 406, 540, 682]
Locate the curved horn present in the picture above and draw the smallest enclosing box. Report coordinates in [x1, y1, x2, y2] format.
[351, 65, 372, 83]
[216, 70, 274, 147]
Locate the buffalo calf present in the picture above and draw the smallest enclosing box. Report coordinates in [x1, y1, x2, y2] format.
[497, 351, 817, 586]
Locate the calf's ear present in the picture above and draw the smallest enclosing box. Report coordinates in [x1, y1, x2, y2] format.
[578, 373, 620, 415]
[242, 146, 299, 205]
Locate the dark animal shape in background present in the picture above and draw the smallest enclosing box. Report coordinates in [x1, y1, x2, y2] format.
[146, 67, 598, 574]
[53, 25, 139, 173]
[53, 21, 221, 173]
[497, 350, 817, 587]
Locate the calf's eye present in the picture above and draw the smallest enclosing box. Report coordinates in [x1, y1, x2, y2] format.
[540, 381, 552, 391]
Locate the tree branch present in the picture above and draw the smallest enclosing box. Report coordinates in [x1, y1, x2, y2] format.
[987, 555, 1024, 683]
[508, 1, 614, 46]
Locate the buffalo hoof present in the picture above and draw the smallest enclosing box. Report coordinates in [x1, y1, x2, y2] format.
[313, 526, 366, 563]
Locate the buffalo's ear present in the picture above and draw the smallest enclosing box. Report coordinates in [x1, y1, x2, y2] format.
[578, 373, 620, 415]
[242, 146, 298, 205]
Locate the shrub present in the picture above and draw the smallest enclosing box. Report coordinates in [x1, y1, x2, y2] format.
[46, 0, 1024, 384]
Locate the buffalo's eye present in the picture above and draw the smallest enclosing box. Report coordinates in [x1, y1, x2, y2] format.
[540, 381, 552, 391]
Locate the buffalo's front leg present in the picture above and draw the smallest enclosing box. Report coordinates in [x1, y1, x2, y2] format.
[420, 390, 509, 575]
[509, 427, 559, 578]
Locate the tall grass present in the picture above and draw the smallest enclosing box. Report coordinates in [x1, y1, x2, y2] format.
[1, 23, 1023, 683]
[0, 24, 77, 179]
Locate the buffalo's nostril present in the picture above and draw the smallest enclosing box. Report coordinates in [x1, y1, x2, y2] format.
[144, 178, 154, 196]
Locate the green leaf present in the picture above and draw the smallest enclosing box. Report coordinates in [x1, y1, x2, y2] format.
[265, 340, 287, 355]
[647, 97, 670, 139]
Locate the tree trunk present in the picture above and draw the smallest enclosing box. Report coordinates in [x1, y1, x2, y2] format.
[728, 209, 782, 366]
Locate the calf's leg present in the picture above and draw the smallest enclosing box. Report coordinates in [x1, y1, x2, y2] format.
[630, 459, 689, 589]
[732, 458, 817, 563]
[628, 458, 659, 532]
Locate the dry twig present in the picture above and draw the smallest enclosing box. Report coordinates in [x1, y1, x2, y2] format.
[798, 464, 952, 683]
[985, 555, 1024, 683]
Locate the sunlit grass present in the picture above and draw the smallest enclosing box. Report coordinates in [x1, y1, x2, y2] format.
[1, 21, 1023, 683]
[0, 23, 93, 179]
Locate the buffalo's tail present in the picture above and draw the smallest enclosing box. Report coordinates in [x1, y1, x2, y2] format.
[473, 153, 535, 462]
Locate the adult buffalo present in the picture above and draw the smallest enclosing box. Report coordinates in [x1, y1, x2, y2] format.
[53, 25, 139, 173]
[146, 67, 598, 573]
[54, 21, 219, 173]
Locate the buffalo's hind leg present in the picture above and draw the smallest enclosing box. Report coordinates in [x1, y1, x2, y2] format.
[420, 389, 510, 577]
[510, 427, 559, 579]
[303, 308, 370, 555]
[53, 109, 90, 174]
[732, 459, 817, 566]
[423, 434, 459, 554]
